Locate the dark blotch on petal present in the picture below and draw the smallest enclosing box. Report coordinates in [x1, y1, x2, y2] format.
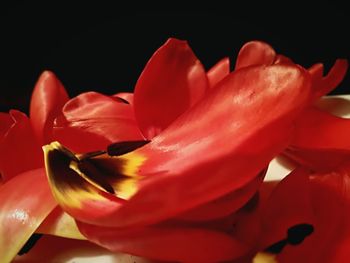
[17, 234, 43, 255]
[107, 140, 150, 156]
[287, 223, 314, 245]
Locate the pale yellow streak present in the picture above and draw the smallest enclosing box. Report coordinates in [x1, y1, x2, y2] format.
[253, 252, 277, 263]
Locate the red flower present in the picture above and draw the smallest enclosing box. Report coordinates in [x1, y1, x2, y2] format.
[2, 38, 347, 263]
[43, 39, 312, 262]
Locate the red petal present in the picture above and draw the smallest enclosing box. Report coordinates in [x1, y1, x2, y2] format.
[275, 163, 350, 262]
[309, 59, 348, 100]
[235, 41, 276, 69]
[259, 168, 314, 247]
[0, 168, 57, 262]
[77, 221, 248, 262]
[0, 112, 13, 139]
[292, 107, 350, 149]
[207, 57, 230, 88]
[53, 92, 143, 152]
[56, 64, 310, 228]
[30, 71, 69, 144]
[0, 110, 42, 181]
[113, 92, 134, 105]
[134, 38, 208, 139]
[274, 54, 294, 65]
[176, 171, 264, 221]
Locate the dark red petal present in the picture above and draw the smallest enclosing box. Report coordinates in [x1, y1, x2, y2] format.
[235, 41, 276, 69]
[0, 168, 57, 262]
[134, 38, 208, 139]
[207, 57, 230, 88]
[77, 221, 248, 262]
[0, 110, 42, 181]
[309, 59, 348, 100]
[30, 71, 69, 144]
[53, 92, 143, 153]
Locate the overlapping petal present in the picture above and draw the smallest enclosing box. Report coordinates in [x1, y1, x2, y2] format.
[0, 110, 42, 181]
[0, 169, 56, 263]
[77, 220, 249, 263]
[53, 92, 143, 153]
[45, 64, 311, 228]
[30, 71, 69, 144]
[207, 57, 230, 88]
[134, 38, 209, 139]
[256, 162, 350, 263]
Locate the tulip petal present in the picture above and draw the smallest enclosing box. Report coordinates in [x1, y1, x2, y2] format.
[30, 71, 69, 144]
[0, 110, 42, 181]
[37, 207, 85, 240]
[77, 221, 249, 262]
[134, 38, 208, 139]
[113, 92, 134, 105]
[235, 41, 276, 69]
[53, 92, 143, 152]
[267, 163, 350, 263]
[309, 59, 348, 100]
[292, 107, 350, 149]
[176, 171, 265, 221]
[0, 168, 56, 263]
[0, 112, 13, 139]
[45, 64, 311, 227]
[259, 168, 314, 248]
[207, 57, 230, 88]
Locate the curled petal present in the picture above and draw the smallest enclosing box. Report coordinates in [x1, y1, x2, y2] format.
[53, 92, 143, 152]
[207, 57, 230, 88]
[0, 110, 42, 181]
[309, 59, 348, 100]
[235, 41, 276, 69]
[30, 71, 69, 144]
[0, 169, 56, 263]
[134, 38, 208, 139]
[77, 221, 249, 262]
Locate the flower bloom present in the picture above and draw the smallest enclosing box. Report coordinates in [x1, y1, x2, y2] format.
[0, 38, 348, 263]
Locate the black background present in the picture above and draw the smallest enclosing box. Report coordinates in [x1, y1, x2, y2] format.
[1, 1, 349, 113]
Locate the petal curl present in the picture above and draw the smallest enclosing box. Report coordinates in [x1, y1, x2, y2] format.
[0, 111, 42, 181]
[235, 41, 276, 69]
[0, 169, 56, 263]
[29, 71, 69, 144]
[53, 92, 143, 152]
[134, 38, 208, 139]
[309, 59, 348, 100]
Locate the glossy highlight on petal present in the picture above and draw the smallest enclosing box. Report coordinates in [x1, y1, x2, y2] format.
[0, 169, 56, 263]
